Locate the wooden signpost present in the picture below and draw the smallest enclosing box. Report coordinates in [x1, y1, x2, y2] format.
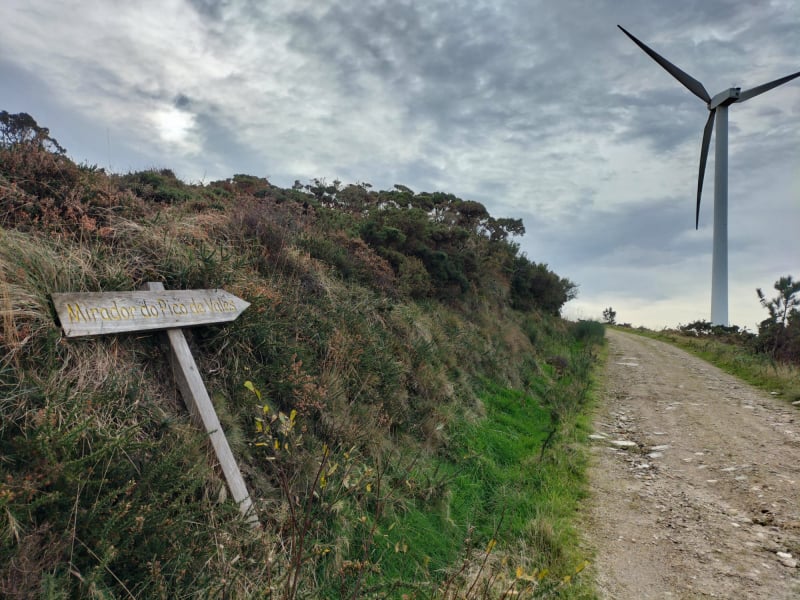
[51, 288, 249, 337]
[52, 283, 259, 526]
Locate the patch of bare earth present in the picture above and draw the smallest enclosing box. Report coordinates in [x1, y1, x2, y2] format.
[584, 330, 800, 599]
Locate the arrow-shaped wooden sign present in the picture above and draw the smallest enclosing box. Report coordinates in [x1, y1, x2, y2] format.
[52, 289, 250, 337]
[52, 284, 258, 526]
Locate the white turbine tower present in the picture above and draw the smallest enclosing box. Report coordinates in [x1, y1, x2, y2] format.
[618, 25, 800, 326]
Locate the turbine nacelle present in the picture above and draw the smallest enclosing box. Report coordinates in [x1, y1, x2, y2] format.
[709, 88, 740, 109]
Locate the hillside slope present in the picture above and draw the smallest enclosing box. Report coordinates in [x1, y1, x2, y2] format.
[1, 115, 601, 598]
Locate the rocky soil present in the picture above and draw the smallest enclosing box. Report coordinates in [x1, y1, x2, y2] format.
[585, 329, 800, 599]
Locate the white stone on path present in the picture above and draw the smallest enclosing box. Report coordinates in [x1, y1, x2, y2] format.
[777, 552, 797, 568]
[611, 440, 638, 448]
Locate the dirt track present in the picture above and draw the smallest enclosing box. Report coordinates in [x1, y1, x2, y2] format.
[586, 330, 800, 599]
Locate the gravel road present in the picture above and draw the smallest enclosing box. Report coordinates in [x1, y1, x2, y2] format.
[585, 329, 800, 599]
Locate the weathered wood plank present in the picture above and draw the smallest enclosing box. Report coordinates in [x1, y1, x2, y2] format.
[52, 289, 249, 337]
[143, 283, 258, 527]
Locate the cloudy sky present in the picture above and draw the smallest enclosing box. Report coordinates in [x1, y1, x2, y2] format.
[2, 0, 798, 329]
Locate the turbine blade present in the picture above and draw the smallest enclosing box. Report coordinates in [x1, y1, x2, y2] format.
[738, 70, 800, 102]
[696, 110, 715, 229]
[618, 25, 711, 103]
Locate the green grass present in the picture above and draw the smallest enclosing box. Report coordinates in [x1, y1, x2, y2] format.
[347, 364, 599, 598]
[377, 387, 553, 578]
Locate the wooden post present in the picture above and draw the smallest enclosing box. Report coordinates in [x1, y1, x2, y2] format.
[142, 282, 258, 527]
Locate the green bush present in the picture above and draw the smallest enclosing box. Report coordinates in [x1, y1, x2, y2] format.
[119, 169, 193, 204]
[510, 256, 577, 316]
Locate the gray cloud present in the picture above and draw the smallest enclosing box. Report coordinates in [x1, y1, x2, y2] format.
[0, 0, 797, 328]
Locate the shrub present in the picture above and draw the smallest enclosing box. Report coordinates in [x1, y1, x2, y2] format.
[510, 256, 577, 315]
[398, 256, 432, 298]
[118, 169, 193, 204]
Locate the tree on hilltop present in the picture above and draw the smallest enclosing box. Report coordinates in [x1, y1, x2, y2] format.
[756, 275, 800, 362]
[757, 275, 800, 328]
[0, 110, 65, 154]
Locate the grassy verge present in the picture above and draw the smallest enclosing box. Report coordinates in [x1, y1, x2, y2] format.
[354, 381, 596, 598]
[245, 323, 602, 598]
[616, 327, 800, 403]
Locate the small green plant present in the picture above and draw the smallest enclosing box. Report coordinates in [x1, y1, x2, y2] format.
[245, 381, 391, 599]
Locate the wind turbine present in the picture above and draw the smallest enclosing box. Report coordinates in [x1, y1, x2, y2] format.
[618, 25, 800, 326]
